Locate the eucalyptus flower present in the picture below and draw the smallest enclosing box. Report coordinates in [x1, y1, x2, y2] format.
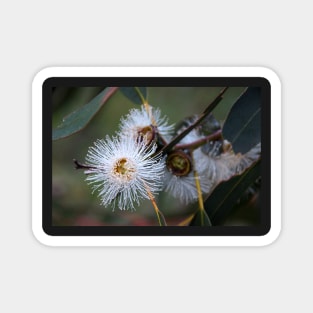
[119, 105, 174, 144]
[164, 129, 217, 204]
[214, 142, 261, 182]
[84, 135, 165, 211]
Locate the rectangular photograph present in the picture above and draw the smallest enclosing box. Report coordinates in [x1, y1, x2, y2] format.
[41, 75, 271, 237]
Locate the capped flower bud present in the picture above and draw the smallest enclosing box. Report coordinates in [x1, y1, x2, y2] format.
[163, 129, 216, 204]
[166, 151, 192, 177]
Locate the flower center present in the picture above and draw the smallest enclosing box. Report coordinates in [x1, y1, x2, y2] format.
[136, 125, 156, 145]
[166, 151, 192, 176]
[112, 157, 136, 181]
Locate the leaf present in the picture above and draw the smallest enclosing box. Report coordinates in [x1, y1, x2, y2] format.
[204, 159, 261, 225]
[119, 87, 147, 105]
[189, 209, 212, 226]
[52, 87, 118, 140]
[222, 87, 261, 154]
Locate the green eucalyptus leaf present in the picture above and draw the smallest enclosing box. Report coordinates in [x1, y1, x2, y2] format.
[222, 87, 261, 154]
[189, 209, 212, 226]
[52, 87, 117, 140]
[204, 159, 261, 225]
[119, 87, 147, 105]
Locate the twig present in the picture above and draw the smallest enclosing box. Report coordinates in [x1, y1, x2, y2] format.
[174, 129, 222, 151]
[159, 87, 228, 155]
[73, 159, 96, 170]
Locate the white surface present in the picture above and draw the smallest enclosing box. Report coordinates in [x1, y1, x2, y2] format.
[32, 66, 281, 246]
[1, 0, 310, 312]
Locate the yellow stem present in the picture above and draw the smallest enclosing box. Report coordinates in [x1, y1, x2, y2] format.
[178, 213, 196, 226]
[144, 103, 157, 126]
[134, 87, 147, 104]
[194, 170, 205, 211]
[191, 153, 205, 211]
[142, 180, 166, 226]
[136, 88, 157, 127]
